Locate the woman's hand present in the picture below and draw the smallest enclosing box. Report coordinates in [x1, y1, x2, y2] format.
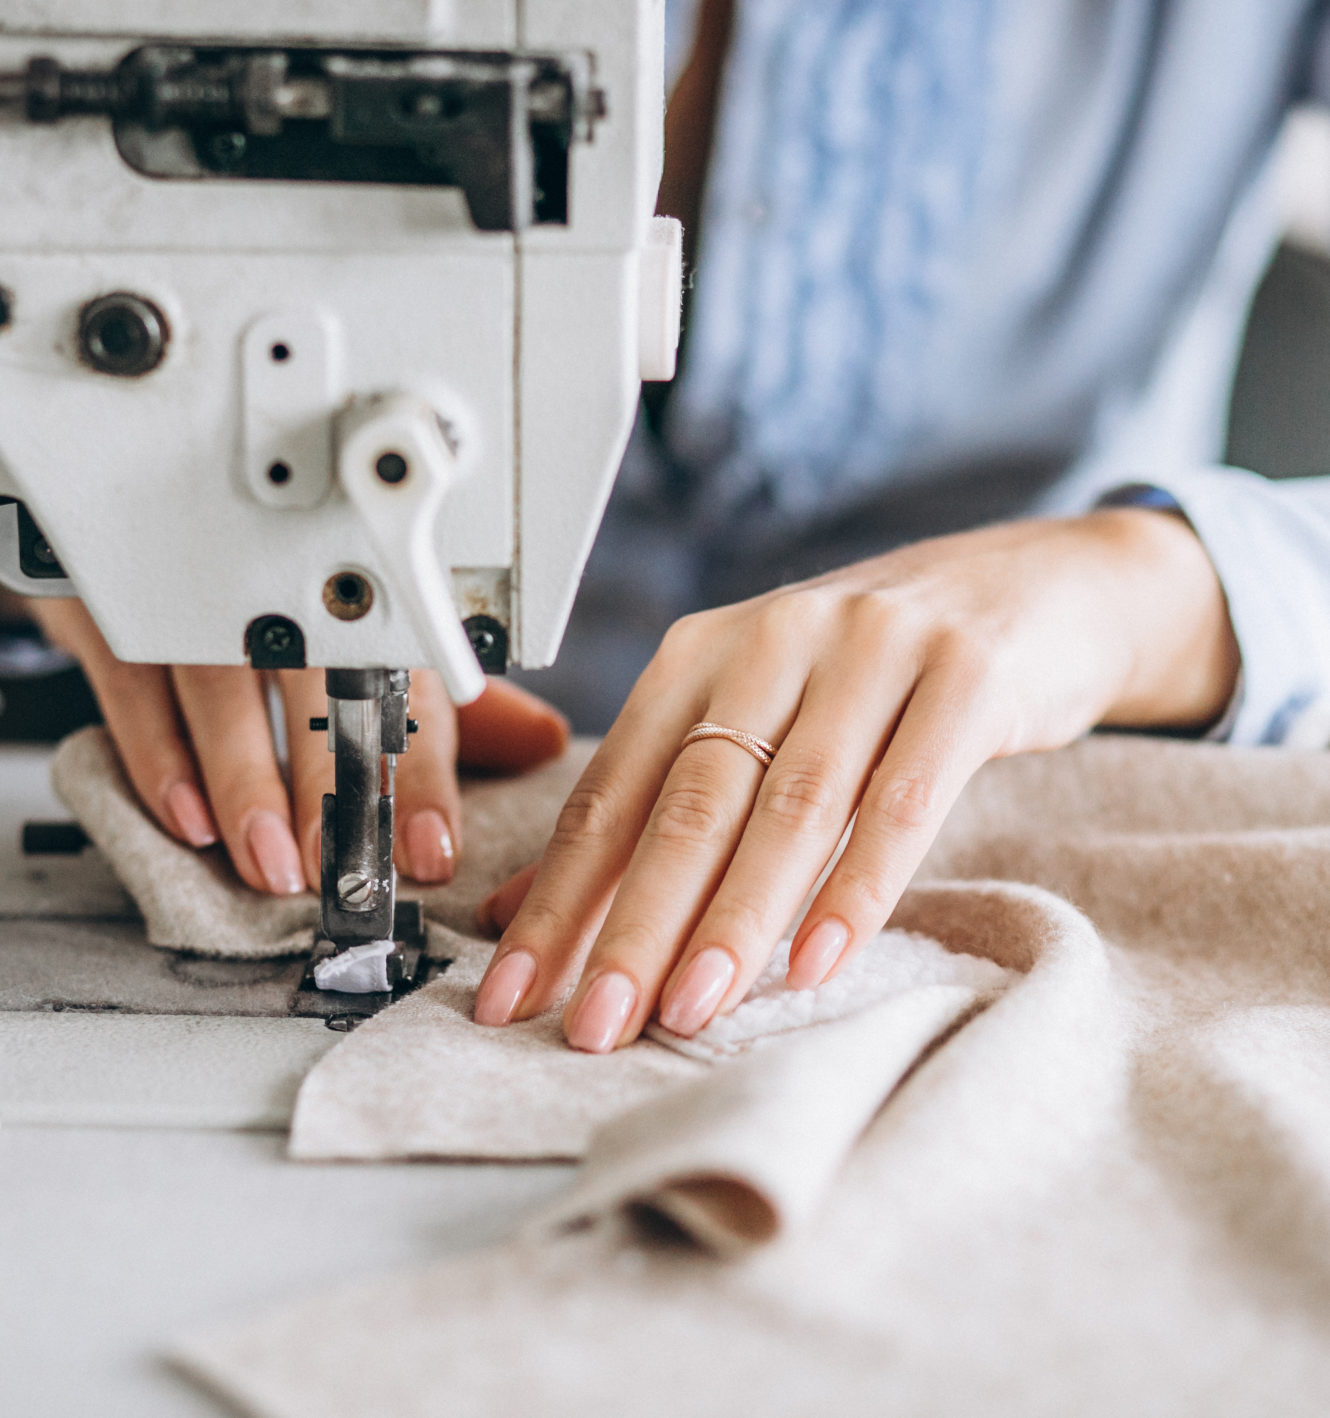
[473, 509, 1239, 1050]
[28, 598, 569, 894]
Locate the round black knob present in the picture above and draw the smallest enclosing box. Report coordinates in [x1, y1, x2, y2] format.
[78, 292, 169, 377]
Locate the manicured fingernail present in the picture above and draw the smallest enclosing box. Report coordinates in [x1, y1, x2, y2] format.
[166, 781, 217, 848]
[246, 811, 305, 895]
[405, 809, 455, 883]
[659, 947, 736, 1037]
[567, 972, 638, 1054]
[474, 950, 537, 1027]
[787, 918, 851, 990]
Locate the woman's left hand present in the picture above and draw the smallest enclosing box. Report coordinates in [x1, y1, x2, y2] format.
[473, 508, 1239, 1051]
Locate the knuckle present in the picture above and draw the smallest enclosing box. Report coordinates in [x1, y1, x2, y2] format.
[550, 780, 626, 847]
[843, 588, 909, 641]
[753, 592, 808, 645]
[868, 770, 940, 835]
[507, 897, 580, 951]
[928, 624, 998, 695]
[658, 611, 711, 662]
[649, 780, 733, 846]
[591, 920, 663, 966]
[699, 895, 768, 947]
[759, 759, 843, 834]
[832, 860, 895, 917]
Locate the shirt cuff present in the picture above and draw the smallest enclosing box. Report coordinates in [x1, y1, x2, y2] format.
[1095, 482, 1240, 741]
[1096, 472, 1330, 747]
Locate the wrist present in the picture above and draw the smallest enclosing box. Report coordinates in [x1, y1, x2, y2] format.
[1087, 507, 1239, 731]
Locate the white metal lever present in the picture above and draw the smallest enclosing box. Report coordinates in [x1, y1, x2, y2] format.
[335, 393, 486, 705]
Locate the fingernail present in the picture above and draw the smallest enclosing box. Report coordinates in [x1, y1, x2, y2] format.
[405, 809, 456, 883]
[787, 918, 851, 991]
[566, 972, 638, 1054]
[246, 811, 306, 895]
[166, 781, 218, 848]
[659, 947, 736, 1037]
[474, 950, 537, 1027]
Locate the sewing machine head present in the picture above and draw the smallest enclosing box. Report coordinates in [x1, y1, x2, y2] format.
[0, 0, 680, 989]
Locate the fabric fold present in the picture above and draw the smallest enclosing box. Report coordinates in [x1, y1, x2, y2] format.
[169, 879, 1135, 1418]
[289, 928, 1014, 1163]
[535, 981, 988, 1255]
[288, 929, 705, 1162]
[169, 733, 1330, 1418]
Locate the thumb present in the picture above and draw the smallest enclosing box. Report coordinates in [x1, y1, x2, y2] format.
[456, 680, 570, 772]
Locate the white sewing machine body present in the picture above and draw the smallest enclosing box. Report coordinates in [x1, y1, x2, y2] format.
[0, 0, 679, 681]
[0, 0, 678, 958]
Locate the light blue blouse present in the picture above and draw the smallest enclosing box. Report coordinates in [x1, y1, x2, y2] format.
[574, 0, 1330, 745]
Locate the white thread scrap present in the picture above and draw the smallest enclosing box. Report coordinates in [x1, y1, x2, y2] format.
[313, 940, 395, 994]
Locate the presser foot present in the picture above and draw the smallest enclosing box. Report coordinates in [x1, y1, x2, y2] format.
[293, 900, 446, 1029]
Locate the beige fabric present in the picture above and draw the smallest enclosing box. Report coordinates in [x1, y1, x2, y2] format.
[177, 736, 1330, 1418]
[49, 726, 597, 958]
[50, 724, 1014, 1164]
[289, 927, 705, 1161]
[289, 928, 1008, 1162]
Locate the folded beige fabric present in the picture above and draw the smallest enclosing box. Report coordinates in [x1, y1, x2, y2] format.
[49, 724, 1015, 1164]
[49, 726, 598, 957]
[289, 928, 1009, 1162]
[176, 736, 1330, 1418]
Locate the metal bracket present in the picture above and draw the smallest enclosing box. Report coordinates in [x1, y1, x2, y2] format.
[320, 789, 394, 947]
[293, 899, 443, 1028]
[241, 310, 338, 510]
[0, 46, 602, 232]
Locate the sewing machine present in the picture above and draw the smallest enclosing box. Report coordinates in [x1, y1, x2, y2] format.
[0, 0, 680, 993]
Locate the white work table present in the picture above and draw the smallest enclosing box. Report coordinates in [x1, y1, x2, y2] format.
[0, 746, 574, 1418]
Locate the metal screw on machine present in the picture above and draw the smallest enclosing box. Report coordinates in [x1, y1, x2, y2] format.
[307, 713, 412, 735]
[337, 872, 375, 908]
[78, 292, 168, 377]
[209, 131, 248, 170]
[464, 615, 509, 674]
[244, 614, 307, 670]
[12, 501, 66, 579]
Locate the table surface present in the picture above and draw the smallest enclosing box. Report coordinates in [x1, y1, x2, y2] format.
[0, 746, 575, 1418]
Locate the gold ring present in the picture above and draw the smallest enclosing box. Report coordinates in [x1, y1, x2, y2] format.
[681, 721, 778, 768]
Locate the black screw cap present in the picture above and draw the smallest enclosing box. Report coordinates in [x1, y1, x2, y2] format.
[375, 452, 409, 484]
[464, 615, 509, 674]
[245, 615, 306, 670]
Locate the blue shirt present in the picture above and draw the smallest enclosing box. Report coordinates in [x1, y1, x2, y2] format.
[571, 0, 1330, 746]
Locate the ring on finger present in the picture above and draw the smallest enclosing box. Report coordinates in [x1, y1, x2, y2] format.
[681, 721, 778, 769]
